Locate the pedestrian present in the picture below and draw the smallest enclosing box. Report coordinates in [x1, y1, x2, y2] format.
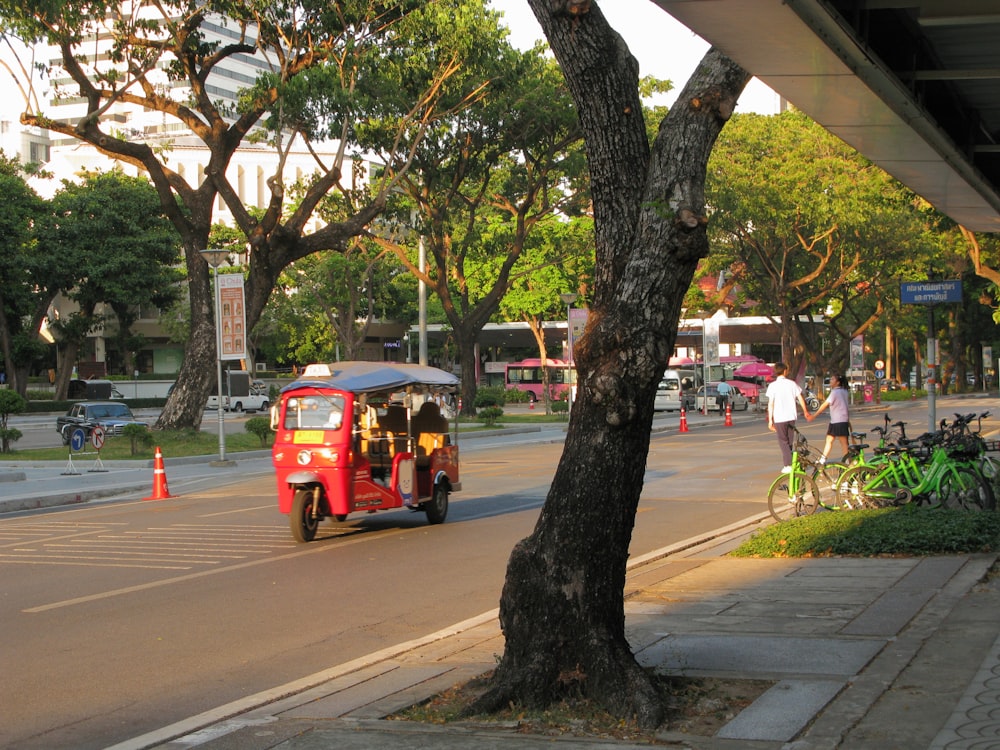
[715, 380, 732, 418]
[766, 362, 811, 472]
[806, 373, 850, 463]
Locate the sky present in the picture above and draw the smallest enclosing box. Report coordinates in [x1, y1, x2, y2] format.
[488, 0, 781, 114]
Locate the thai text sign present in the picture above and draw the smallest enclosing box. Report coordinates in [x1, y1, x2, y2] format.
[218, 273, 247, 361]
[900, 280, 961, 305]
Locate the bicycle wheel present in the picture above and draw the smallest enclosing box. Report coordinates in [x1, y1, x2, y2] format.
[811, 462, 848, 510]
[836, 465, 895, 509]
[939, 466, 996, 511]
[767, 471, 819, 521]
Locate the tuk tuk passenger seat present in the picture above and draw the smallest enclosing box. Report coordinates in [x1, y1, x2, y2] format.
[412, 401, 449, 467]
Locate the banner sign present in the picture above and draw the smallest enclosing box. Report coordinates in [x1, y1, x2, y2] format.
[704, 318, 720, 367]
[900, 280, 962, 305]
[218, 273, 247, 361]
[850, 335, 864, 370]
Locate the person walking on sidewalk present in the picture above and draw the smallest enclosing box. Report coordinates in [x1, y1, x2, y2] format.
[807, 372, 850, 463]
[715, 381, 732, 419]
[766, 362, 810, 472]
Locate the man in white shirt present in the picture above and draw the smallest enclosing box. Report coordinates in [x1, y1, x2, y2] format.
[766, 362, 811, 472]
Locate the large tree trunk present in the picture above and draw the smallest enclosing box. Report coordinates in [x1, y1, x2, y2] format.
[471, 4, 749, 728]
[155, 246, 220, 430]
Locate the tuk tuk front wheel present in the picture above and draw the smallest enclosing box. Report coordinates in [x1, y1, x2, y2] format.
[424, 484, 449, 525]
[290, 488, 321, 542]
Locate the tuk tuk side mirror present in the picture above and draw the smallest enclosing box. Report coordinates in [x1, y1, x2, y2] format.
[270, 402, 280, 430]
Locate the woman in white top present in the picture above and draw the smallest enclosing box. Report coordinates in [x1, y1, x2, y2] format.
[807, 373, 850, 463]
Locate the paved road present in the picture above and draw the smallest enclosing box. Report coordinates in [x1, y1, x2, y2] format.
[2, 415, 780, 750]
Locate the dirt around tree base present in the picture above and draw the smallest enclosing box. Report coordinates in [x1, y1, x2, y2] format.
[390, 671, 775, 742]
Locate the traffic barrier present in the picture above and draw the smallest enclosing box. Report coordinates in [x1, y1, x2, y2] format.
[725, 402, 733, 426]
[144, 446, 173, 501]
[679, 407, 689, 433]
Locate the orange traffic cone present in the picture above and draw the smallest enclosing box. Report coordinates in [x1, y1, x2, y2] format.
[144, 446, 173, 500]
[725, 402, 733, 426]
[679, 407, 689, 433]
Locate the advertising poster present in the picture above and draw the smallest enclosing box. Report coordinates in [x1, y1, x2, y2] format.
[217, 274, 246, 361]
[850, 335, 864, 370]
[704, 318, 720, 367]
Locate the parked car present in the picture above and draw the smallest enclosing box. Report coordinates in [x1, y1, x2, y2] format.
[68, 378, 124, 400]
[653, 371, 697, 412]
[694, 383, 749, 413]
[57, 401, 148, 445]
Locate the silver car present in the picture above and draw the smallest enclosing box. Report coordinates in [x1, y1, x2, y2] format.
[694, 383, 749, 413]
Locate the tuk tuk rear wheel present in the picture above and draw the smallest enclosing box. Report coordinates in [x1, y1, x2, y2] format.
[290, 488, 321, 542]
[424, 484, 448, 525]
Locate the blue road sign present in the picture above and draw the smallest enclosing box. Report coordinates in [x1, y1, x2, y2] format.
[70, 428, 86, 452]
[900, 280, 961, 304]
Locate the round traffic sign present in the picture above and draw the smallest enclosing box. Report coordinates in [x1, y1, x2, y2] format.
[874, 359, 885, 370]
[91, 426, 106, 450]
[70, 428, 86, 452]
[875, 369, 885, 379]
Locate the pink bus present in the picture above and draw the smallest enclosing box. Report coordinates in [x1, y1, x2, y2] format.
[504, 358, 575, 402]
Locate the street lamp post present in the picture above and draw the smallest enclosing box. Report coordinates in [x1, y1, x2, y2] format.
[200, 248, 231, 465]
[697, 311, 710, 415]
[559, 292, 578, 412]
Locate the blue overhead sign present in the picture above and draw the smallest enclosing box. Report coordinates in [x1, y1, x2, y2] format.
[900, 280, 962, 305]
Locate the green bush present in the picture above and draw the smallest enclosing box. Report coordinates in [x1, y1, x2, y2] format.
[474, 386, 507, 408]
[26, 389, 55, 401]
[504, 388, 530, 403]
[121, 423, 155, 456]
[245, 416, 272, 447]
[0, 389, 28, 453]
[477, 406, 504, 427]
[550, 400, 569, 413]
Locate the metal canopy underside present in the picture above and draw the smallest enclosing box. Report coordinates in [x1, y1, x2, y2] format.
[655, 0, 1000, 232]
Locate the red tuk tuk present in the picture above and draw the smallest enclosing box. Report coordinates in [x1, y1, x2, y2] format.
[271, 362, 461, 542]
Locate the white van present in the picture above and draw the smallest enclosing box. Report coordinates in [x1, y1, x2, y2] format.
[654, 369, 697, 412]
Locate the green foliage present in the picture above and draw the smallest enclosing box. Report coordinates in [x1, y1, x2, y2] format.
[504, 387, 530, 403]
[550, 400, 569, 414]
[0, 389, 27, 452]
[245, 416, 272, 448]
[0, 389, 28, 418]
[36, 170, 182, 378]
[731, 506, 1000, 558]
[474, 387, 507, 408]
[0, 427, 23, 453]
[121, 423, 154, 456]
[477, 406, 504, 426]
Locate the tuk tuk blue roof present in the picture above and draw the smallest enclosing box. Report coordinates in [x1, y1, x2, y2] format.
[280, 362, 459, 395]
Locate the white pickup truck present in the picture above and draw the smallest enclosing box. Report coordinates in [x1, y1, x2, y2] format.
[207, 372, 270, 413]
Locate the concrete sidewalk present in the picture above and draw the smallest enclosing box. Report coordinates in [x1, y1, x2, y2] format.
[108, 521, 1000, 750]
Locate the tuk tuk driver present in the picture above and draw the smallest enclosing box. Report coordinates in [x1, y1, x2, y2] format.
[324, 404, 343, 429]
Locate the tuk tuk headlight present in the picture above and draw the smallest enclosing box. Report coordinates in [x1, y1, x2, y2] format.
[296, 450, 312, 465]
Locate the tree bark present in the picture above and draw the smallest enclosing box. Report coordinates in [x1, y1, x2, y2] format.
[470, 3, 749, 728]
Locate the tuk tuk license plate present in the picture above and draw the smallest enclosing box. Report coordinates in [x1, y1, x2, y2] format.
[293, 431, 325, 443]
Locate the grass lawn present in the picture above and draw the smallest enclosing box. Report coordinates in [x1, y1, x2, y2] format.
[731, 505, 1000, 557]
[0, 429, 269, 462]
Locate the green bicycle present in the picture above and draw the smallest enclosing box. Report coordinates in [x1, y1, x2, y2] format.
[836, 424, 994, 511]
[767, 426, 847, 521]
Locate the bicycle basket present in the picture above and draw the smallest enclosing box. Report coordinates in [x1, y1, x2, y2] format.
[947, 434, 981, 459]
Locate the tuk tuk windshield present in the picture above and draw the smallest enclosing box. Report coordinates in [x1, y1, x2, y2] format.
[282, 394, 346, 430]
